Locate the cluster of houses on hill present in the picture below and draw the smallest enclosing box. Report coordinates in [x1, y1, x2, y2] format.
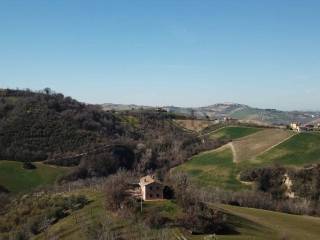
[290, 122, 320, 132]
[209, 117, 239, 124]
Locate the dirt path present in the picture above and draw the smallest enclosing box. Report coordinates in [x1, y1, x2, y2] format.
[228, 142, 238, 163]
[236, 173, 253, 186]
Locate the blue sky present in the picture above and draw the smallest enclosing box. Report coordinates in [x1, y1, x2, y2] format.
[0, 0, 319, 110]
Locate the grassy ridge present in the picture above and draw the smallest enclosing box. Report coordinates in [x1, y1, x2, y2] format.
[0, 160, 69, 193]
[219, 204, 320, 240]
[256, 132, 320, 166]
[209, 126, 262, 141]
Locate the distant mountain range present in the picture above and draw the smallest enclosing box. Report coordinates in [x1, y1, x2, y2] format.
[101, 103, 320, 125]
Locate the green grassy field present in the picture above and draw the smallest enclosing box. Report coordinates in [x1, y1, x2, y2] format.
[0, 160, 69, 193]
[173, 129, 298, 190]
[218, 204, 320, 240]
[209, 126, 262, 141]
[256, 132, 320, 166]
[174, 147, 245, 190]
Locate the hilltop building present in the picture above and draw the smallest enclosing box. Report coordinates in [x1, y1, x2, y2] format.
[223, 117, 238, 124]
[304, 124, 315, 131]
[290, 122, 315, 132]
[139, 175, 164, 201]
[290, 122, 301, 132]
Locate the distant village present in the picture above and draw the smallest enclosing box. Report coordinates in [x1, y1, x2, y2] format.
[290, 122, 320, 132]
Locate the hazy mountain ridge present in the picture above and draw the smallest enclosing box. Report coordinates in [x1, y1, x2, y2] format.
[101, 103, 154, 111]
[102, 103, 320, 125]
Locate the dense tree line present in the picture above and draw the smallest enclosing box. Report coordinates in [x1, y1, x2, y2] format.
[171, 171, 320, 217]
[240, 164, 320, 202]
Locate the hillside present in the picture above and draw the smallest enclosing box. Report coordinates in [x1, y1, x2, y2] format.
[0, 160, 69, 193]
[173, 103, 320, 125]
[174, 146, 242, 190]
[256, 132, 320, 166]
[103, 102, 320, 125]
[174, 119, 213, 132]
[174, 128, 303, 189]
[0, 89, 218, 181]
[3, 89, 320, 239]
[0, 89, 127, 162]
[231, 129, 295, 163]
[174, 127, 320, 209]
[208, 126, 262, 141]
[219, 204, 320, 240]
[28, 186, 320, 240]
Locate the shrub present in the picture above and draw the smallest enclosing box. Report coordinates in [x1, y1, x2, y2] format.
[22, 161, 36, 170]
[105, 170, 136, 212]
[144, 213, 171, 229]
[179, 201, 234, 235]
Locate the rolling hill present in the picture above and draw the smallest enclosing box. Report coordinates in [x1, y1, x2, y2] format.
[174, 127, 320, 190]
[256, 132, 320, 166]
[0, 160, 69, 193]
[3, 89, 320, 240]
[103, 102, 320, 125]
[218, 204, 320, 240]
[0, 89, 217, 182]
[31, 186, 320, 240]
[231, 129, 296, 163]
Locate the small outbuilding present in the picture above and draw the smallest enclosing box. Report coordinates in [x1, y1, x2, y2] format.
[139, 175, 164, 201]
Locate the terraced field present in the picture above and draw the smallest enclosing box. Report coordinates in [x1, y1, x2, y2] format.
[256, 132, 320, 166]
[0, 160, 69, 193]
[209, 126, 262, 141]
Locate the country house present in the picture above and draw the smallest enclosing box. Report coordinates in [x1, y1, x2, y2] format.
[139, 175, 164, 201]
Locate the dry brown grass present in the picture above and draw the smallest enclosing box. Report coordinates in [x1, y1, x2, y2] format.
[174, 119, 213, 132]
[232, 129, 295, 162]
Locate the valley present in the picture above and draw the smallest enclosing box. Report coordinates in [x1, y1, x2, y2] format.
[1, 89, 320, 240]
